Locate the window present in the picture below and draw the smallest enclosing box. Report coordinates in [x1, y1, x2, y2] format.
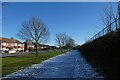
[18, 44, 21, 46]
[11, 43, 14, 46]
[2, 43, 6, 46]
[14, 43, 17, 46]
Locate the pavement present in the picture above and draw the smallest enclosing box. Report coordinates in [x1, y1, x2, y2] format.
[0, 52, 34, 58]
[1, 51, 53, 57]
[3, 50, 104, 80]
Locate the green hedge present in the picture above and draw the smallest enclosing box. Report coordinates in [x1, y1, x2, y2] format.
[78, 29, 120, 80]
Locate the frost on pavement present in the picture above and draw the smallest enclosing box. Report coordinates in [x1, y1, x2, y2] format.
[3, 50, 104, 79]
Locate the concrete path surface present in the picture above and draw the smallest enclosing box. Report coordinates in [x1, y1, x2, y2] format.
[3, 50, 104, 80]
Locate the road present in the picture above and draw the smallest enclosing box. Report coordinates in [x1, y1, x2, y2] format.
[3, 50, 104, 79]
[0, 52, 34, 58]
[1, 51, 53, 58]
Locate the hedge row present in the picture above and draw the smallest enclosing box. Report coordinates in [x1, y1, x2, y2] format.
[78, 29, 120, 80]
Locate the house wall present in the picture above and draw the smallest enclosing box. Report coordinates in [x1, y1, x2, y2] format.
[1, 42, 24, 52]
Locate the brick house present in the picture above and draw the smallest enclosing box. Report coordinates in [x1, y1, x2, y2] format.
[23, 41, 49, 52]
[0, 37, 57, 53]
[39, 44, 57, 51]
[0, 37, 24, 53]
[23, 41, 57, 51]
[24, 40, 35, 52]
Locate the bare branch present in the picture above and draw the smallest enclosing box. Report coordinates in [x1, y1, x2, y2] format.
[17, 17, 50, 57]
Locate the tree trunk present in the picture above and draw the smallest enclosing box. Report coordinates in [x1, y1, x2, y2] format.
[35, 43, 38, 58]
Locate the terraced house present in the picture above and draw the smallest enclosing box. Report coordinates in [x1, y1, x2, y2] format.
[0, 37, 57, 53]
[0, 37, 24, 53]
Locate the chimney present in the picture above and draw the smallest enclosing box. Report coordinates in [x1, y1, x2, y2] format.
[11, 37, 13, 39]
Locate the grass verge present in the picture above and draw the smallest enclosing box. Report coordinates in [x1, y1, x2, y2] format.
[2, 51, 67, 76]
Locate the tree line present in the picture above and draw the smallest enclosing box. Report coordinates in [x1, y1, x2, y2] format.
[55, 33, 75, 51]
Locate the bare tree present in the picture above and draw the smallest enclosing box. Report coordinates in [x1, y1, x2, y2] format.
[55, 33, 67, 50]
[102, 4, 112, 32]
[55, 33, 75, 50]
[17, 17, 50, 57]
[101, 3, 119, 32]
[65, 37, 75, 50]
[118, 1, 120, 28]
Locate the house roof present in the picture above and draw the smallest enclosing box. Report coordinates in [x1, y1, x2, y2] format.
[0, 37, 23, 44]
[39, 44, 49, 47]
[50, 46, 57, 48]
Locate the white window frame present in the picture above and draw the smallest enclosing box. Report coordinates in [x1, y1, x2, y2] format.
[18, 44, 21, 46]
[2, 43, 7, 46]
[14, 43, 17, 46]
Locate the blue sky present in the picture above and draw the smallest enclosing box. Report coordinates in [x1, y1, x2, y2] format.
[2, 2, 117, 45]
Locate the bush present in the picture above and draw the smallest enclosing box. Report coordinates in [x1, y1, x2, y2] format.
[78, 30, 120, 80]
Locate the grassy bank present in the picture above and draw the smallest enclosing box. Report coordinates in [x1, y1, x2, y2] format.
[79, 29, 120, 80]
[2, 51, 67, 76]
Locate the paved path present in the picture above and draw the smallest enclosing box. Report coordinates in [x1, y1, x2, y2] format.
[3, 50, 104, 79]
